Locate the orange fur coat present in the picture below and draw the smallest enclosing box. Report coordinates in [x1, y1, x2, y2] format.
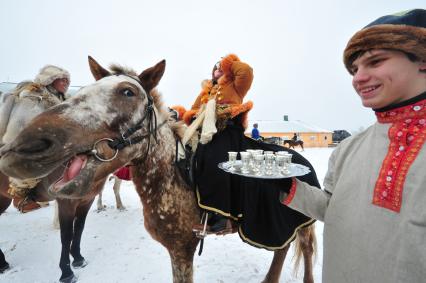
[182, 55, 254, 129]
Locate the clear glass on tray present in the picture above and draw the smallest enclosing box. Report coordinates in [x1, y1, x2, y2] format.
[220, 149, 310, 179]
[253, 154, 264, 175]
[240, 151, 251, 174]
[264, 153, 275, 175]
[228, 151, 238, 171]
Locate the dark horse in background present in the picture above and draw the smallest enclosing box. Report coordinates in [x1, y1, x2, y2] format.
[283, 139, 305, 151]
[0, 171, 10, 273]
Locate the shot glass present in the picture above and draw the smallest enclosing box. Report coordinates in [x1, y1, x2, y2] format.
[284, 153, 293, 164]
[240, 151, 251, 174]
[282, 153, 293, 175]
[276, 151, 288, 156]
[253, 154, 264, 175]
[276, 155, 286, 175]
[228, 151, 238, 171]
[246, 149, 257, 169]
[264, 153, 275, 175]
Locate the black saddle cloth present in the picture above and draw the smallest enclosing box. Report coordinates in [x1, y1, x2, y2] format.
[194, 121, 320, 250]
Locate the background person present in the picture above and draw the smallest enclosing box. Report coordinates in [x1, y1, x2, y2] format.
[34, 65, 70, 101]
[251, 123, 260, 140]
[7, 65, 70, 213]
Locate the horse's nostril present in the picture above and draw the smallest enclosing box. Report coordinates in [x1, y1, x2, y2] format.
[16, 138, 53, 154]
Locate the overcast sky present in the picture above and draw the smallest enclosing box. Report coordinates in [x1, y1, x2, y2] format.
[0, 0, 424, 132]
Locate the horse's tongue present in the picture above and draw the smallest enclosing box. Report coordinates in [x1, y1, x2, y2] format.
[64, 155, 86, 182]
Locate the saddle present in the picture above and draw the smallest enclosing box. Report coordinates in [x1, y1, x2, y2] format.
[175, 141, 196, 189]
[174, 140, 238, 239]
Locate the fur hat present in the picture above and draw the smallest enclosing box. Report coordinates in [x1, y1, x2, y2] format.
[34, 65, 70, 86]
[220, 54, 240, 76]
[344, 9, 426, 74]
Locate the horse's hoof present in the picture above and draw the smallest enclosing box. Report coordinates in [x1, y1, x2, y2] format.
[72, 258, 88, 268]
[0, 262, 10, 273]
[60, 273, 78, 283]
[96, 207, 106, 212]
[117, 206, 126, 211]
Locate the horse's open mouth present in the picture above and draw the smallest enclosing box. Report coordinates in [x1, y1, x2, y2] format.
[51, 154, 89, 193]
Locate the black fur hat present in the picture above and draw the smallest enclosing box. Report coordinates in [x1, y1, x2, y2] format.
[344, 9, 426, 74]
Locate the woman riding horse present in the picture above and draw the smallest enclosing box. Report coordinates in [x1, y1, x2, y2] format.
[184, 54, 320, 249]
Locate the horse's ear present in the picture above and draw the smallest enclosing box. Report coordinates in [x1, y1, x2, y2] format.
[88, 56, 111, 81]
[138, 60, 166, 94]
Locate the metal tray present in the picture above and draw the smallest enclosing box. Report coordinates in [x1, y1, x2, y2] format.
[218, 161, 311, 179]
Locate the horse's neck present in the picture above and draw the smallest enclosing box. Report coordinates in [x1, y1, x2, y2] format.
[132, 127, 183, 201]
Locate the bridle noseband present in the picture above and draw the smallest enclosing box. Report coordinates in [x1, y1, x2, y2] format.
[91, 74, 166, 162]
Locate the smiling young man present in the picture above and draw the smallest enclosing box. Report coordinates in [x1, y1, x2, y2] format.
[280, 9, 426, 283]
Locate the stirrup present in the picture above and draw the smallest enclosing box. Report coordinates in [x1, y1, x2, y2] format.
[192, 213, 234, 237]
[193, 212, 209, 239]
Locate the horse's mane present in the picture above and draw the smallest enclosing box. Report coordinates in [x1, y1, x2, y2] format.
[150, 89, 186, 140]
[109, 64, 138, 77]
[109, 64, 186, 140]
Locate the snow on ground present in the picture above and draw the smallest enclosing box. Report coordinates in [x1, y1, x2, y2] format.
[0, 147, 335, 283]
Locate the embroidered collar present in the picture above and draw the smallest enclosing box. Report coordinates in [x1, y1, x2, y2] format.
[375, 92, 426, 123]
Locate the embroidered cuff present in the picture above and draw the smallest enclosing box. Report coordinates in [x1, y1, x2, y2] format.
[281, 177, 297, 205]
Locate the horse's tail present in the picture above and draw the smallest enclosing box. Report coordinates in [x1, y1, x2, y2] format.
[293, 224, 317, 275]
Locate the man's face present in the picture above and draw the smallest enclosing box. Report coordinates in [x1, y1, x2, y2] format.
[351, 49, 426, 109]
[52, 78, 69, 93]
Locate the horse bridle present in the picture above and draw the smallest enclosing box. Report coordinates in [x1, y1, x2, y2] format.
[91, 74, 167, 162]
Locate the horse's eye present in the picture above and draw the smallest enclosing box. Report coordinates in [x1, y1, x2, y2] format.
[122, 89, 135, 97]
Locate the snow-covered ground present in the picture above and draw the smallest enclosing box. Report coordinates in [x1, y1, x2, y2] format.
[0, 147, 334, 283]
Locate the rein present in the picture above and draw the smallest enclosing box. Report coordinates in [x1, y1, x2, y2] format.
[90, 74, 167, 162]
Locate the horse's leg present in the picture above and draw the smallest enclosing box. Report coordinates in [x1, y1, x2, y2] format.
[300, 142, 305, 152]
[96, 189, 105, 211]
[53, 200, 60, 229]
[0, 195, 11, 214]
[0, 172, 11, 214]
[57, 200, 78, 283]
[0, 248, 9, 273]
[296, 225, 316, 283]
[112, 178, 125, 210]
[0, 193, 12, 272]
[262, 246, 290, 283]
[0, 194, 12, 272]
[70, 200, 94, 268]
[168, 247, 196, 283]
